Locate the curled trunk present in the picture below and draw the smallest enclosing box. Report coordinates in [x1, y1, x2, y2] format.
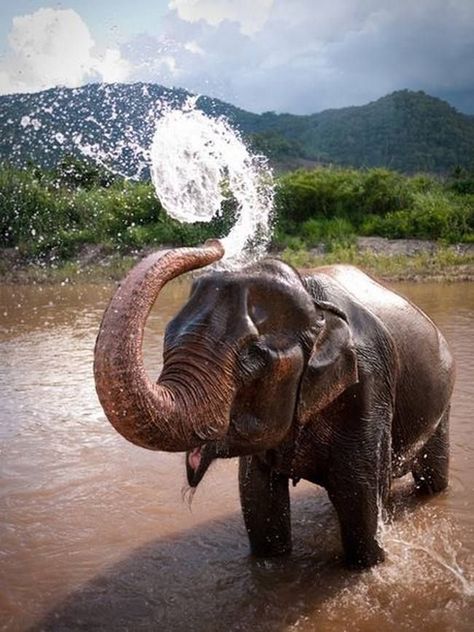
[94, 240, 230, 452]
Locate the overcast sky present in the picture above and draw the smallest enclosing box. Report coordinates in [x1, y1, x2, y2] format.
[0, 0, 473, 114]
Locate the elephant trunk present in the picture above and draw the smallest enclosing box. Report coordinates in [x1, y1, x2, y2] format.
[94, 240, 230, 452]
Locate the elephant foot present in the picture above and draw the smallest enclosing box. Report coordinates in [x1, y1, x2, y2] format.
[345, 542, 385, 570]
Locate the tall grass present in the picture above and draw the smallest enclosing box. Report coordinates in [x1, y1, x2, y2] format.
[0, 163, 234, 258]
[1, 161, 472, 261]
[273, 167, 473, 248]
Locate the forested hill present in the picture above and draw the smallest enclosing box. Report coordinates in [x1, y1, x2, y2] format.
[270, 90, 474, 173]
[1, 83, 473, 174]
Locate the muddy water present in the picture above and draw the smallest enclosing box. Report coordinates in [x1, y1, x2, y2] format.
[0, 278, 472, 632]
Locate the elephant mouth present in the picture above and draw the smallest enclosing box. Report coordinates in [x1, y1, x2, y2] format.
[186, 444, 216, 488]
[185, 413, 280, 488]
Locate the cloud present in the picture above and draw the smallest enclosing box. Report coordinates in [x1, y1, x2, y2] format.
[1, 1, 473, 113]
[120, 33, 183, 86]
[0, 8, 131, 95]
[184, 41, 205, 56]
[139, 0, 474, 113]
[95, 48, 132, 84]
[169, 0, 274, 36]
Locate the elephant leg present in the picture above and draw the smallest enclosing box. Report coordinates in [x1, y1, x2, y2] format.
[327, 480, 385, 569]
[412, 407, 450, 494]
[326, 429, 390, 569]
[239, 455, 292, 557]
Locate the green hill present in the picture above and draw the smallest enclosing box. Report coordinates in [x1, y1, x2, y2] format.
[282, 90, 474, 173]
[1, 84, 473, 174]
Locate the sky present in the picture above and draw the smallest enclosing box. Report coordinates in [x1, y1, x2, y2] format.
[0, 0, 473, 114]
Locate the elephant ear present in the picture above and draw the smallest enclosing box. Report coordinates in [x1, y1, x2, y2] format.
[297, 301, 358, 424]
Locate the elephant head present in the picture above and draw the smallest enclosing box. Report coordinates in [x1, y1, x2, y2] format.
[94, 242, 358, 485]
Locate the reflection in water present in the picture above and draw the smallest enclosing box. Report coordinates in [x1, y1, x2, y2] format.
[0, 279, 473, 631]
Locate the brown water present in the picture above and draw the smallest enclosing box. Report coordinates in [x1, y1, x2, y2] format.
[0, 279, 473, 632]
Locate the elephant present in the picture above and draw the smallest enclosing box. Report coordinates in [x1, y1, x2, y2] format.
[94, 240, 455, 569]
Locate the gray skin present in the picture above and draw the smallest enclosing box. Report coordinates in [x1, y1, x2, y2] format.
[95, 246, 454, 569]
[180, 261, 454, 568]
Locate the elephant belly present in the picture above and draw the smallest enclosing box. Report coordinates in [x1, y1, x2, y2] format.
[321, 266, 455, 468]
[390, 328, 453, 461]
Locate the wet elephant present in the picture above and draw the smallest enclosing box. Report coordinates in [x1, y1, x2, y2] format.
[94, 241, 454, 568]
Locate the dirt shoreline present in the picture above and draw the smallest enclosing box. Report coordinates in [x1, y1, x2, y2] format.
[1, 237, 473, 284]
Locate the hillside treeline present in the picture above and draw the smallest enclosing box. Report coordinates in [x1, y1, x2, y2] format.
[2, 87, 474, 176]
[251, 91, 474, 173]
[1, 158, 473, 260]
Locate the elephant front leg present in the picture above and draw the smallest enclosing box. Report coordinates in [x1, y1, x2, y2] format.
[327, 481, 385, 569]
[326, 428, 390, 569]
[239, 455, 292, 557]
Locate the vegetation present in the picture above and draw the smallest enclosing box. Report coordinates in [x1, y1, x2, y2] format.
[2, 84, 474, 175]
[280, 244, 474, 282]
[274, 167, 473, 248]
[0, 160, 472, 283]
[0, 157, 235, 260]
[272, 90, 474, 173]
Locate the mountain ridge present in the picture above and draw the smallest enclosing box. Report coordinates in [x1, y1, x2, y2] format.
[1, 83, 473, 174]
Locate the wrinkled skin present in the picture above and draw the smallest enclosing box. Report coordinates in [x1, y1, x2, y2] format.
[95, 244, 454, 568]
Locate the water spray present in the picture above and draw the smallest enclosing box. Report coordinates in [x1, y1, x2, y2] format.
[149, 99, 274, 263]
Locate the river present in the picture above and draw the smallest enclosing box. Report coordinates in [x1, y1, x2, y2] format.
[0, 278, 472, 631]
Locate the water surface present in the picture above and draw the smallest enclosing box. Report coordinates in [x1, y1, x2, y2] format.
[0, 279, 472, 631]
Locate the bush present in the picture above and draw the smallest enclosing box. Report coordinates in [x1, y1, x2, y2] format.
[0, 166, 72, 250]
[361, 191, 473, 242]
[276, 167, 413, 226]
[0, 162, 240, 258]
[301, 217, 355, 246]
[276, 166, 473, 245]
[1, 162, 473, 261]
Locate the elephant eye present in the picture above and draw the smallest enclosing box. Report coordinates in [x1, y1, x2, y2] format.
[249, 303, 267, 328]
[242, 340, 270, 374]
[238, 340, 270, 383]
[249, 340, 270, 360]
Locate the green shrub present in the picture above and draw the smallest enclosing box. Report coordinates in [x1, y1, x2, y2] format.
[301, 217, 355, 246]
[1, 162, 473, 261]
[361, 191, 473, 242]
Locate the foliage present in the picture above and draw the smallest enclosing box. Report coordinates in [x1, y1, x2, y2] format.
[0, 162, 235, 258]
[447, 167, 474, 195]
[249, 131, 301, 160]
[280, 244, 474, 280]
[1, 161, 472, 264]
[273, 166, 473, 248]
[53, 155, 118, 189]
[2, 85, 474, 176]
[361, 192, 474, 242]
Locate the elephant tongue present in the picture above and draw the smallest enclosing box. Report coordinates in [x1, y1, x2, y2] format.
[188, 447, 202, 471]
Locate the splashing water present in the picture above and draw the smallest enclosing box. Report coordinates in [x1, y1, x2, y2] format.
[149, 100, 274, 262]
[375, 492, 474, 597]
[72, 92, 275, 262]
[6, 85, 274, 263]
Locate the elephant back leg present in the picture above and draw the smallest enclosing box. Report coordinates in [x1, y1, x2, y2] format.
[239, 455, 292, 557]
[412, 406, 450, 494]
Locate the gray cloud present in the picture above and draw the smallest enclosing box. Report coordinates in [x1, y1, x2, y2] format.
[121, 0, 474, 113]
[2, 1, 473, 113]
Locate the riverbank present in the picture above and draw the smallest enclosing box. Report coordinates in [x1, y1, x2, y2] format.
[282, 237, 474, 282]
[1, 237, 473, 284]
